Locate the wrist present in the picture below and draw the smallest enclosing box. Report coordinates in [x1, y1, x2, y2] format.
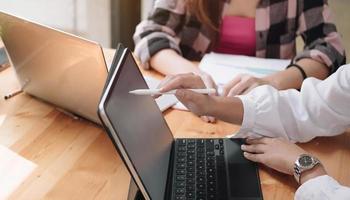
[261, 75, 282, 90]
[209, 96, 244, 124]
[299, 164, 327, 185]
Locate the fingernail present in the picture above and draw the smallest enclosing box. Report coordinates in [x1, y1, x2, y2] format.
[241, 145, 246, 150]
[243, 152, 248, 157]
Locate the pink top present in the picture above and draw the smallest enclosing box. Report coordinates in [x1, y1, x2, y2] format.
[215, 16, 256, 56]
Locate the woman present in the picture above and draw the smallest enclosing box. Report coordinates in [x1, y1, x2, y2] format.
[156, 64, 350, 199]
[134, 0, 346, 97]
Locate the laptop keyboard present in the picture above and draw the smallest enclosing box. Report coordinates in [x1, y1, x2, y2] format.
[173, 139, 227, 200]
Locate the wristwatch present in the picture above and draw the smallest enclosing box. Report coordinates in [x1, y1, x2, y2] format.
[293, 154, 320, 184]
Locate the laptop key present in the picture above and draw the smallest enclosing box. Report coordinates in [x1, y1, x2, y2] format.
[178, 147, 186, 152]
[178, 152, 186, 158]
[177, 163, 186, 169]
[176, 175, 186, 181]
[175, 188, 185, 195]
[187, 166, 195, 172]
[197, 139, 205, 147]
[176, 181, 186, 188]
[187, 178, 195, 185]
[188, 139, 195, 144]
[187, 172, 194, 179]
[187, 184, 195, 191]
[207, 193, 216, 200]
[175, 196, 185, 200]
[186, 191, 195, 199]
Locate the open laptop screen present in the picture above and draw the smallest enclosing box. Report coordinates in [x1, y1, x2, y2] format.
[102, 50, 173, 199]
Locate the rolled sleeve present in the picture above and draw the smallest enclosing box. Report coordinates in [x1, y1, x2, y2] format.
[230, 65, 350, 141]
[234, 95, 256, 137]
[232, 85, 291, 140]
[133, 0, 186, 69]
[295, 1, 346, 73]
[295, 175, 350, 200]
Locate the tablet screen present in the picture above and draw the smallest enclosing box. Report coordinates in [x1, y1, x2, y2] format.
[103, 50, 173, 199]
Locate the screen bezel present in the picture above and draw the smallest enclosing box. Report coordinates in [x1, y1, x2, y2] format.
[98, 48, 174, 200]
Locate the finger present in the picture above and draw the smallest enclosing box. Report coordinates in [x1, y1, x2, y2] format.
[246, 137, 269, 145]
[201, 116, 210, 123]
[175, 89, 208, 116]
[242, 84, 259, 95]
[227, 80, 251, 97]
[200, 73, 217, 90]
[160, 74, 204, 92]
[153, 75, 176, 98]
[207, 116, 216, 123]
[243, 152, 263, 163]
[175, 89, 205, 106]
[241, 144, 266, 154]
[201, 116, 216, 123]
[222, 76, 241, 96]
[156, 75, 176, 89]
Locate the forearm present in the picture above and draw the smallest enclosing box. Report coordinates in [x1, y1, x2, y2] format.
[150, 49, 200, 75]
[263, 58, 329, 90]
[208, 96, 244, 125]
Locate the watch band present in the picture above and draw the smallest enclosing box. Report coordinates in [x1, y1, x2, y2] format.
[293, 154, 320, 184]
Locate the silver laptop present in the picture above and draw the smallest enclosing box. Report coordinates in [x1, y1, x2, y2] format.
[0, 11, 108, 124]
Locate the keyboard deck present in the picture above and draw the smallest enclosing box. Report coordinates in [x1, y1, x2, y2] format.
[173, 139, 227, 200]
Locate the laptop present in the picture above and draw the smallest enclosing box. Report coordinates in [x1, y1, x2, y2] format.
[98, 48, 263, 200]
[0, 11, 109, 124]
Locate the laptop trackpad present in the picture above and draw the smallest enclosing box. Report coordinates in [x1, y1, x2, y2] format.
[225, 139, 262, 199]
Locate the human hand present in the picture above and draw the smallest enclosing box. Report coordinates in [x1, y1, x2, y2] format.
[241, 137, 308, 175]
[242, 137, 328, 184]
[157, 73, 217, 119]
[222, 74, 269, 97]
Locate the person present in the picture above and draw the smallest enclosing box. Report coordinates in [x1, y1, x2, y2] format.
[156, 64, 350, 199]
[242, 137, 350, 200]
[134, 0, 346, 98]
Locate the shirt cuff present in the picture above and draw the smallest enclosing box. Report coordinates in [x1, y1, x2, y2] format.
[233, 95, 256, 138]
[295, 175, 341, 200]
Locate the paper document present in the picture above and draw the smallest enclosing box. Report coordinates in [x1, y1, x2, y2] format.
[199, 53, 290, 86]
[144, 76, 178, 112]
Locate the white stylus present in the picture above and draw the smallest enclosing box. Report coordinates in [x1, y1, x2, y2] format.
[129, 88, 216, 95]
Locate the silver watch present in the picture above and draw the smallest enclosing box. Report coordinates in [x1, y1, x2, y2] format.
[293, 154, 320, 184]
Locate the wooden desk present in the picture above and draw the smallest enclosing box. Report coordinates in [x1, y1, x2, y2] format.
[1, 49, 349, 200]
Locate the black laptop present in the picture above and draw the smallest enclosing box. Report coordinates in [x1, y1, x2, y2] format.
[97, 47, 263, 200]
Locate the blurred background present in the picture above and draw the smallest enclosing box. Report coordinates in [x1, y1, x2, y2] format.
[0, 0, 349, 59]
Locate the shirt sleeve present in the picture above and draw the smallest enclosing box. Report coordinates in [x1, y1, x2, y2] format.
[234, 65, 350, 142]
[294, 0, 346, 73]
[295, 175, 350, 200]
[133, 0, 186, 69]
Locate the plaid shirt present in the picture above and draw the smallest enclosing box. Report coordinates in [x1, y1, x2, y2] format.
[133, 0, 346, 73]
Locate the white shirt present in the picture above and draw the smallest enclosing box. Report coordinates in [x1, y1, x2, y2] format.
[234, 65, 350, 199]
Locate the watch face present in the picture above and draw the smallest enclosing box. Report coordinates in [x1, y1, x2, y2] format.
[299, 155, 313, 167]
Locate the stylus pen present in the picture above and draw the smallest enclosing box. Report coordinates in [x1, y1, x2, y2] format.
[129, 88, 216, 95]
[4, 90, 23, 100]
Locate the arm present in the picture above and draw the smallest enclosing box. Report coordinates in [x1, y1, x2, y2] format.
[222, 1, 346, 97]
[133, 0, 186, 70]
[240, 138, 350, 200]
[159, 65, 350, 142]
[236, 65, 350, 142]
[150, 49, 200, 75]
[263, 58, 329, 90]
[266, 0, 346, 90]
